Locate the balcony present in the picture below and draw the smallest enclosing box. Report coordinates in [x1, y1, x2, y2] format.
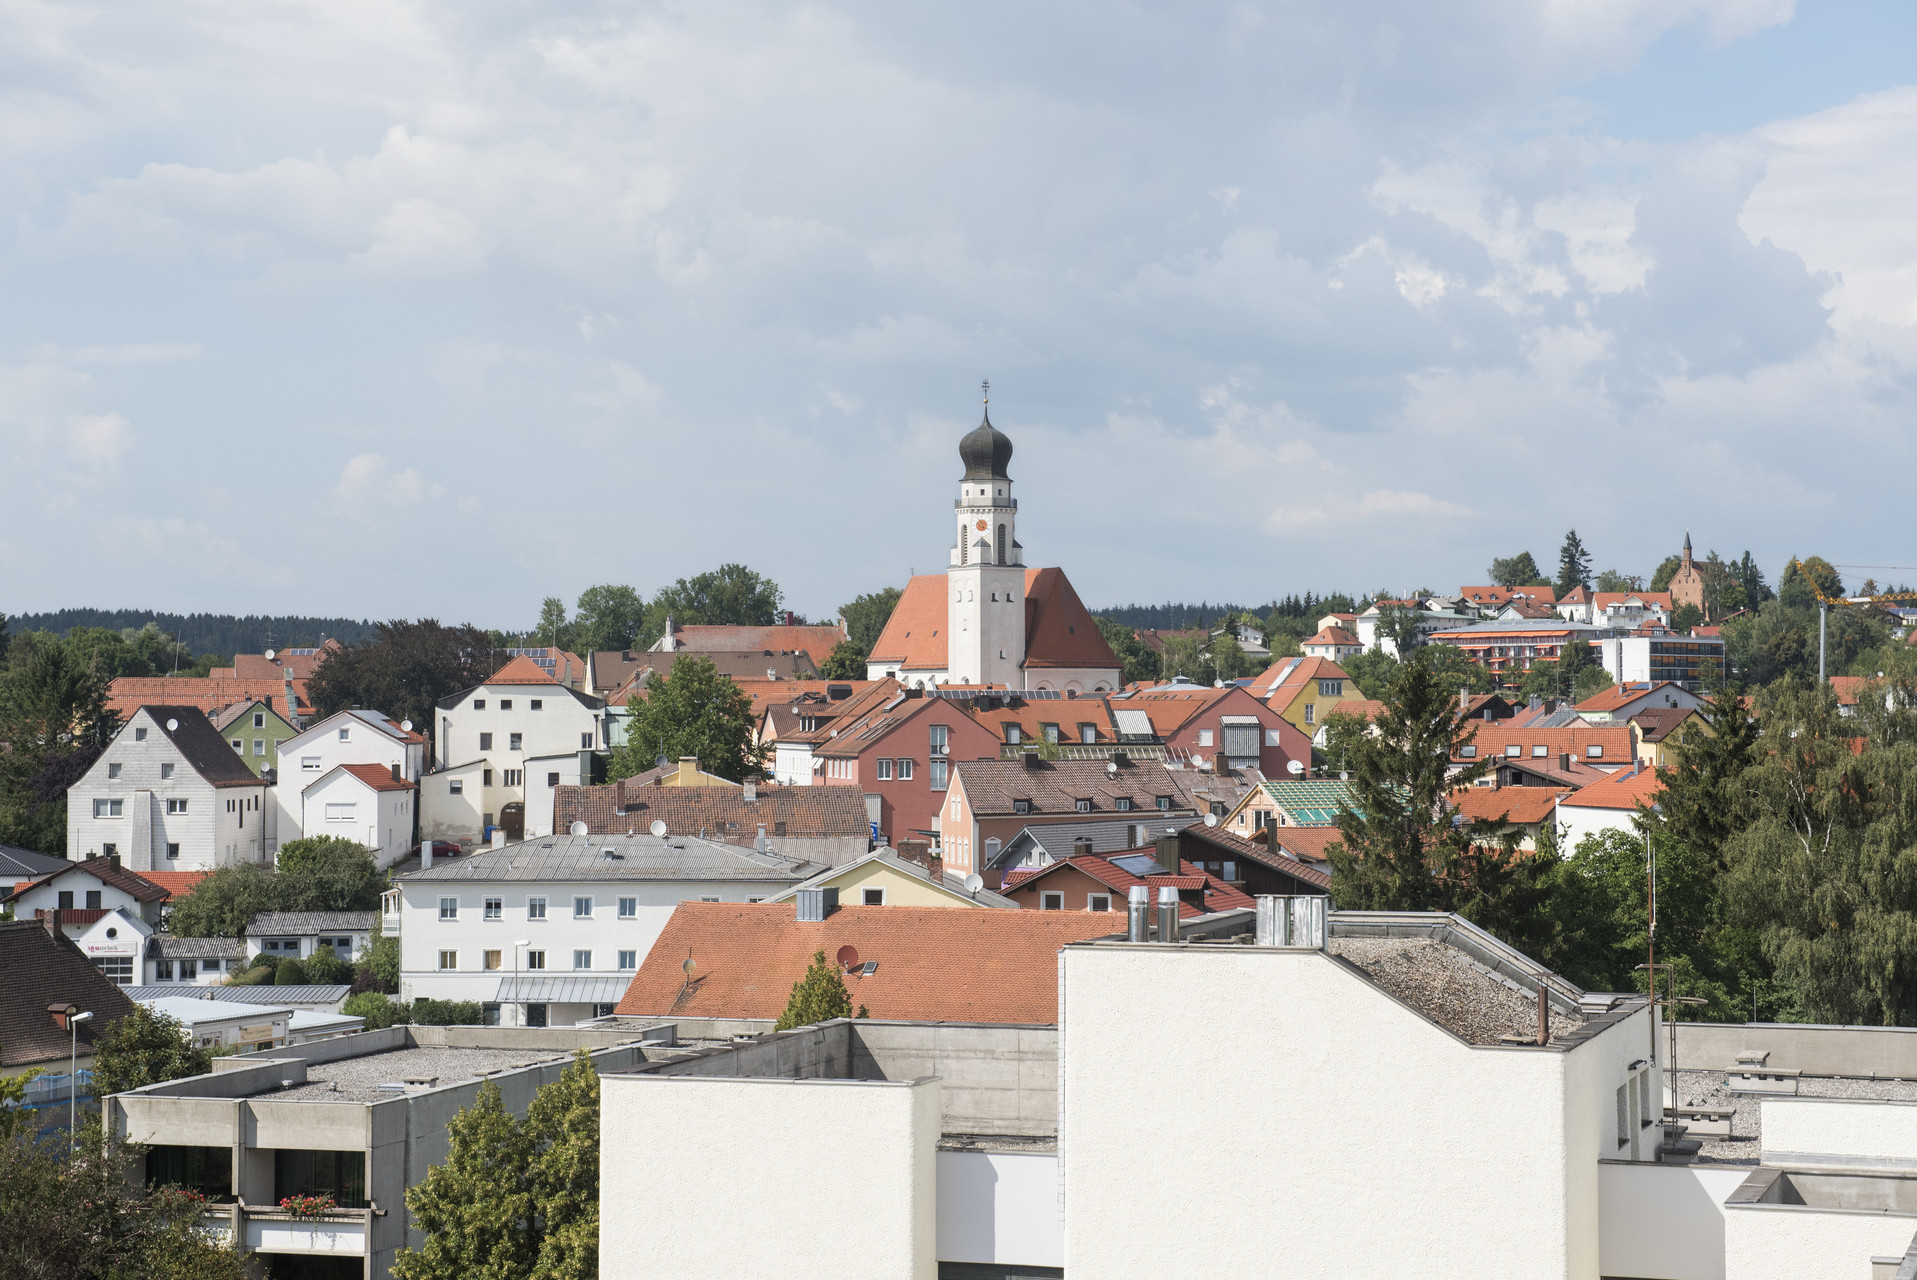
[202, 1202, 379, 1256]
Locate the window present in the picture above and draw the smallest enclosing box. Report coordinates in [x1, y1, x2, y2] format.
[573, 950, 592, 970]
[1616, 1084, 1629, 1148]
[474, 699, 486, 710]
[1005, 725, 1021, 745]
[254, 740, 265, 755]
[930, 761, 948, 791]
[573, 896, 593, 918]
[540, 771, 558, 789]
[1587, 744, 1604, 758]
[863, 888, 885, 906]
[1266, 729, 1282, 746]
[338, 728, 350, 741]
[439, 897, 458, 920]
[530, 699, 542, 710]
[1504, 744, 1521, 757]
[499, 699, 512, 711]
[484, 950, 502, 971]
[1040, 892, 1064, 911]
[58, 891, 73, 910]
[618, 950, 637, 970]
[1079, 724, 1097, 743]
[1156, 795, 1172, 810]
[254, 712, 265, 728]
[503, 770, 522, 787]
[484, 897, 502, 921]
[1115, 797, 1133, 811]
[450, 779, 464, 794]
[1198, 729, 1214, 747]
[161, 763, 175, 779]
[134, 727, 146, 741]
[509, 733, 523, 751]
[86, 890, 102, 910]
[1042, 723, 1059, 744]
[525, 950, 546, 970]
[1074, 798, 1092, 813]
[166, 842, 180, 860]
[1460, 745, 1477, 758]
[94, 799, 123, 818]
[1088, 894, 1111, 912]
[325, 802, 356, 822]
[301, 756, 320, 772]
[1531, 744, 1548, 758]
[103, 842, 116, 856]
[527, 897, 547, 920]
[154, 960, 173, 981]
[96, 956, 133, 984]
[876, 758, 892, 780]
[618, 897, 636, 919]
[581, 732, 593, 749]
[483, 770, 493, 786]
[897, 758, 913, 780]
[480, 733, 493, 751]
[525, 1003, 547, 1027]
[438, 950, 458, 970]
[929, 725, 948, 757]
[483, 811, 494, 826]
[1013, 798, 1031, 814]
[234, 737, 248, 750]
[1304, 703, 1315, 724]
[108, 762, 121, 778]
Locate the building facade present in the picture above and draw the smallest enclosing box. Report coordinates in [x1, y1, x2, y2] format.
[272, 710, 427, 851]
[211, 699, 299, 779]
[68, 707, 270, 872]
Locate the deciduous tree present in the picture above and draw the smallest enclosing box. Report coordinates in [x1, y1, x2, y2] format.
[527, 1049, 600, 1280]
[92, 1004, 211, 1097]
[819, 640, 868, 680]
[839, 587, 903, 653]
[169, 838, 384, 938]
[393, 1079, 537, 1280]
[0, 630, 118, 853]
[1488, 552, 1546, 587]
[573, 585, 646, 655]
[307, 619, 501, 733]
[610, 656, 763, 782]
[639, 564, 784, 647]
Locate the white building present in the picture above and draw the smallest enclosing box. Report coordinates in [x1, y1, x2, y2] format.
[1353, 603, 1478, 657]
[298, 764, 416, 869]
[392, 831, 817, 1027]
[68, 706, 270, 872]
[71, 908, 152, 987]
[244, 911, 375, 964]
[270, 710, 427, 852]
[140, 995, 293, 1052]
[1600, 632, 1728, 693]
[145, 935, 247, 985]
[420, 657, 606, 847]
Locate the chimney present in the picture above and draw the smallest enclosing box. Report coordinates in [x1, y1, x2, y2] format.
[743, 781, 757, 804]
[677, 757, 699, 785]
[1537, 983, 1550, 1046]
[1127, 886, 1150, 942]
[1155, 886, 1181, 943]
[1212, 750, 1229, 775]
[1460, 685, 1469, 711]
[421, 840, 434, 870]
[1072, 837, 1093, 860]
[1155, 831, 1180, 876]
[1560, 753, 1571, 773]
[108, 853, 120, 870]
[755, 824, 767, 852]
[796, 886, 838, 922]
[391, 762, 402, 782]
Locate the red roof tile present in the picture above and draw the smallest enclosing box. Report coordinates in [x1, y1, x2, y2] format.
[138, 871, 210, 897]
[615, 902, 1121, 1023]
[337, 762, 415, 792]
[663, 624, 848, 669]
[486, 655, 561, 685]
[1450, 787, 1570, 825]
[1457, 722, 1632, 764]
[1560, 765, 1662, 811]
[867, 569, 1119, 674]
[1576, 681, 1690, 714]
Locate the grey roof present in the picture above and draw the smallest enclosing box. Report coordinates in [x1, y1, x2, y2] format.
[396, 832, 816, 884]
[0, 844, 77, 879]
[989, 815, 1201, 875]
[767, 847, 1019, 909]
[147, 936, 246, 959]
[124, 984, 352, 1007]
[494, 975, 631, 1003]
[134, 706, 264, 788]
[245, 911, 376, 936]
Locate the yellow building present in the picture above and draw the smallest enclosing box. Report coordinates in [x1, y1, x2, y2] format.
[1248, 656, 1369, 739]
[1628, 707, 1710, 769]
[653, 756, 740, 788]
[765, 847, 1018, 909]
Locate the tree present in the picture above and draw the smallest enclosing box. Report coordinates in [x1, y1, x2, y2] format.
[819, 640, 868, 680]
[168, 837, 383, 937]
[526, 1049, 600, 1280]
[165, 864, 279, 939]
[1339, 649, 1400, 700]
[1649, 555, 1683, 593]
[1671, 603, 1703, 633]
[92, 1004, 211, 1096]
[1157, 633, 1214, 684]
[1779, 555, 1844, 609]
[1554, 531, 1592, 596]
[1726, 602, 1814, 687]
[358, 924, 401, 993]
[573, 585, 646, 655]
[639, 564, 784, 648]
[1594, 569, 1640, 593]
[1327, 649, 1549, 952]
[1096, 620, 1158, 686]
[303, 945, 352, 985]
[776, 950, 853, 1031]
[610, 655, 762, 782]
[839, 587, 903, 653]
[1419, 644, 1495, 697]
[1488, 552, 1546, 587]
[1573, 663, 1616, 703]
[393, 1079, 537, 1280]
[1656, 682, 1760, 866]
[535, 597, 578, 653]
[412, 998, 484, 1025]
[1210, 633, 1251, 681]
[307, 619, 501, 734]
[274, 957, 310, 985]
[0, 630, 118, 853]
[1736, 552, 1773, 609]
[1375, 605, 1425, 656]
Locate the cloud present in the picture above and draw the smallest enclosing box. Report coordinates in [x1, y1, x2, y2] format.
[333, 452, 444, 507]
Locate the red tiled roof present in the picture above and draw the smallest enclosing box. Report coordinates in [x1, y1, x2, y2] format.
[2, 855, 173, 904]
[614, 902, 1121, 1023]
[1005, 853, 1256, 917]
[663, 624, 848, 669]
[1457, 722, 1632, 764]
[1304, 626, 1360, 647]
[1248, 655, 1350, 699]
[1594, 591, 1673, 610]
[1560, 764, 1662, 811]
[1828, 676, 1869, 707]
[1450, 787, 1569, 825]
[1459, 584, 1559, 605]
[867, 569, 1119, 673]
[486, 655, 560, 685]
[1267, 827, 1343, 863]
[138, 870, 210, 897]
[1328, 699, 1387, 722]
[337, 762, 415, 792]
[555, 781, 870, 840]
[1576, 681, 1688, 714]
[107, 676, 309, 721]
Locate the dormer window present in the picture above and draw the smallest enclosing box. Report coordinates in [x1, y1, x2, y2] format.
[1075, 798, 1092, 813]
[1005, 725, 1021, 745]
[1156, 795, 1171, 810]
[1013, 799, 1031, 814]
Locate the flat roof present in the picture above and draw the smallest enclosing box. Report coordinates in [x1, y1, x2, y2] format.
[1326, 936, 1589, 1047]
[1671, 1069, 1917, 1166]
[272, 1045, 572, 1103]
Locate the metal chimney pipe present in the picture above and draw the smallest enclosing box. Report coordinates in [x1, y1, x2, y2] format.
[421, 840, 433, 870]
[1127, 886, 1150, 942]
[1256, 896, 1292, 946]
[1537, 984, 1550, 1046]
[1156, 886, 1180, 943]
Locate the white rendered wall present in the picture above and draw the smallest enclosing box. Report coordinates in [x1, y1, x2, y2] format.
[600, 1074, 937, 1280]
[1059, 944, 1643, 1280]
[273, 712, 416, 847]
[1598, 1161, 1750, 1280]
[68, 710, 266, 870]
[521, 753, 583, 840]
[947, 568, 1025, 688]
[774, 743, 816, 785]
[1558, 802, 1639, 852]
[418, 761, 484, 845]
[1724, 1204, 1917, 1280]
[1762, 1097, 1917, 1170]
[300, 771, 414, 869]
[935, 1150, 1061, 1268]
[1021, 665, 1121, 694]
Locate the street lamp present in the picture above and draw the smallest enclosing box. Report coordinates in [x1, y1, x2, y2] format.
[68, 1009, 94, 1149]
[513, 940, 531, 1028]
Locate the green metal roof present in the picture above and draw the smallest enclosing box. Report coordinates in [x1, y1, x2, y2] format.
[1258, 779, 1359, 824]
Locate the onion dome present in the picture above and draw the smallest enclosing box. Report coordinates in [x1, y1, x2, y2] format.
[959, 408, 1014, 481]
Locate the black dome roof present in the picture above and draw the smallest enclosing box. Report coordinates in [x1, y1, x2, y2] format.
[959, 409, 1013, 481]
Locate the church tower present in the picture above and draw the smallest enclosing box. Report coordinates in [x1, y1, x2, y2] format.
[947, 389, 1025, 686]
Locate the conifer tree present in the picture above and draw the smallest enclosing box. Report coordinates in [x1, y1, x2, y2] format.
[393, 1080, 535, 1280]
[1555, 530, 1592, 596]
[527, 1049, 601, 1280]
[776, 950, 853, 1031]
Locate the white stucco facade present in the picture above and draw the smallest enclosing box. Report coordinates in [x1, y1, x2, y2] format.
[1058, 942, 1654, 1279]
[68, 708, 269, 871]
[422, 677, 602, 845]
[1557, 799, 1640, 852]
[271, 710, 425, 850]
[600, 1074, 938, 1280]
[299, 767, 416, 869]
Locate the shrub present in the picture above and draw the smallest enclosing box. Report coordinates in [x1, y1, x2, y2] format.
[273, 957, 309, 986]
[775, 950, 852, 1031]
[410, 999, 484, 1027]
[302, 946, 352, 986]
[341, 992, 409, 1031]
[225, 965, 271, 987]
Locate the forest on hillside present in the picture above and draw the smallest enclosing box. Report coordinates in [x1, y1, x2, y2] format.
[6, 610, 378, 656]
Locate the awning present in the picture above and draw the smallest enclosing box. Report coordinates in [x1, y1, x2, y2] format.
[493, 975, 631, 1004]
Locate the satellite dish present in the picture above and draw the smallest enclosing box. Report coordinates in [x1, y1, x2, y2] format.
[569, 820, 588, 836]
[264, 649, 276, 661]
[649, 819, 668, 838]
[1287, 759, 1306, 777]
[1106, 759, 1118, 776]
[165, 718, 179, 732]
[964, 873, 984, 894]
[681, 956, 697, 976]
[836, 944, 860, 970]
[401, 719, 413, 732]
[1204, 812, 1219, 827]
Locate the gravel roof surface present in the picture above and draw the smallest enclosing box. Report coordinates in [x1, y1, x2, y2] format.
[1328, 937, 1585, 1047]
[1671, 1069, 1917, 1165]
[272, 1047, 567, 1102]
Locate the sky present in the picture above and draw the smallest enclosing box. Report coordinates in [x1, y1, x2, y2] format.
[3, 0, 1914, 628]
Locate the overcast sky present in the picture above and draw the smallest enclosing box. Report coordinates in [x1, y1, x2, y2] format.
[3, 1, 1913, 627]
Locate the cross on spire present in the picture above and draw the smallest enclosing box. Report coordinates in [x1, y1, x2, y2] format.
[982, 379, 989, 405]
